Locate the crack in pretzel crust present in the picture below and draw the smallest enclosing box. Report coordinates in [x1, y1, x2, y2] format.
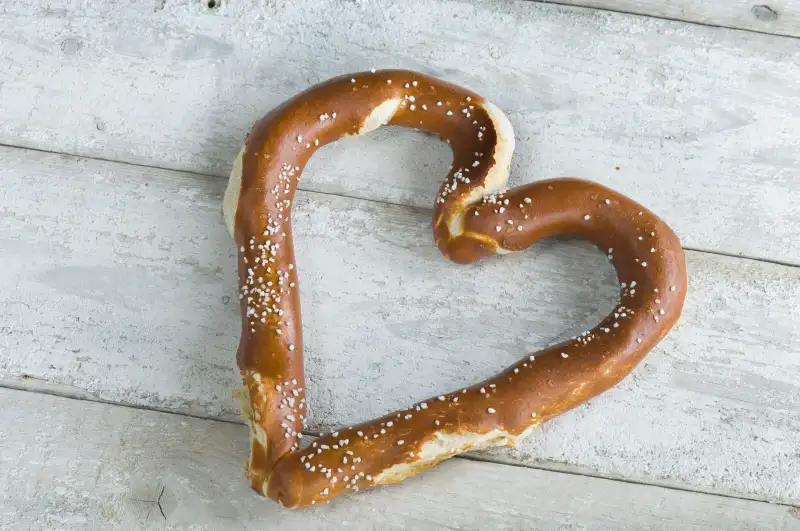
[222, 69, 688, 508]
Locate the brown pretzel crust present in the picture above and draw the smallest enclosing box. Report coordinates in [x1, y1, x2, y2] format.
[223, 70, 687, 508]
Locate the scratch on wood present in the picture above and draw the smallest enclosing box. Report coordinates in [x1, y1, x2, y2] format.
[1, 145, 799, 505]
[157, 485, 167, 520]
[2, 387, 796, 529]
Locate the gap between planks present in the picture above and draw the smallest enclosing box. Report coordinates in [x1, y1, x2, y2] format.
[0, 141, 793, 271]
[2, 144, 798, 506]
[0, 383, 800, 531]
[457, 452, 800, 511]
[9, 373, 794, 511]
[5, 387, 797, 531]
[2, 0, 799, 265]
[528, 0, 800, 39]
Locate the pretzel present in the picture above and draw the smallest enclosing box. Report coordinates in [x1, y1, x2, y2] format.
[222, 69, 687, 508]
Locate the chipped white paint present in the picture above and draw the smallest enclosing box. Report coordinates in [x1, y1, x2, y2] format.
[2, 388, 798, 531]
[1, 146, 798, 505]
[1, 0, 799, 263]
[537, 0, 800, 38]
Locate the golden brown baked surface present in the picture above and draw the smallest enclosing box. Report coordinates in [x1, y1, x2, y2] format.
[223, 69, 687, 508]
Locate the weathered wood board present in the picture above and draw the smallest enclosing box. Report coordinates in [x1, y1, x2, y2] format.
[1, 146, 798, 504]
[535, 0, 800, 37]
[2, 388, 798, 531]
[1, 0, 799, 263]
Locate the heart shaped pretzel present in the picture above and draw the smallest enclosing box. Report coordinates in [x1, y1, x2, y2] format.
[223, 69, 687, 508]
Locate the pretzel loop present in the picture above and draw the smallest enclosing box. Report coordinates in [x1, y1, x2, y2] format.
[223, 69, 687, 508]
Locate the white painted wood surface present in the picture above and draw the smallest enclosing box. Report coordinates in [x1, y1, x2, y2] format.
[2, 388, 798, 531]
[2, 146, 798, 505]
[2, 0, 800, 523]
[1, 0, 799, 264]
[536, 0, 800, 37]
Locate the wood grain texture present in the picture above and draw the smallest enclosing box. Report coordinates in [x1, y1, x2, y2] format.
[2, 388, 798, 531]
[1, 0, 799, 264]
[1, 146, 798, 505]
[536, 0, 800, 37]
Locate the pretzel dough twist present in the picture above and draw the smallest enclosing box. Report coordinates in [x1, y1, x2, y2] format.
[223, 70, 687, 508]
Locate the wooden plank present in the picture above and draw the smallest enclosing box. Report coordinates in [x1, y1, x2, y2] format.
[2, 388, 798, 531]
[1, 0, 799, 264]
[536, 0, 800, 38]
[2, 146, 799, 505]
